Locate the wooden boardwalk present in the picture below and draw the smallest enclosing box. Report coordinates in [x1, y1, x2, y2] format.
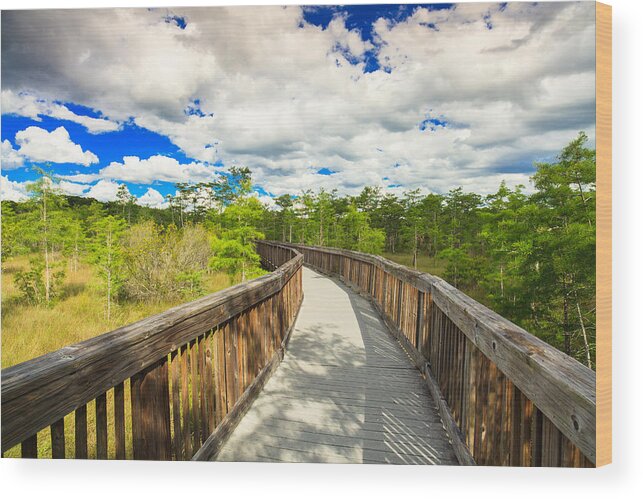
[215, 267, 458, 464]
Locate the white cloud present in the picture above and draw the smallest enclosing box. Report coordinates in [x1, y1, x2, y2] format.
[98, 155, 217, 184]
[58, 180, 90, 196]
[1, 140, 25, 170]
[84, 179, 121, 202]
[2, 90, 120, 134]
[1, 175, 29, 201]
[138, 187, 168, 209]
[1, 4, 596, 196]
[15, 126, 99, 166]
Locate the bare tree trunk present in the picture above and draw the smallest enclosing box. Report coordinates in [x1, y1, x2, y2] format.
[73, 235, 79, 273]
[576, 301, 592, 369]
[107, 229, 112, 321]
[107, 268, 111, 321]
[500, 265, 504, 299]
[563, 282, 570, 356]
[412, 226, 418, 269]
[43, 190, 51, 304]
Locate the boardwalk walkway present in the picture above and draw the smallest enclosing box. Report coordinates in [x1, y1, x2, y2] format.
[215, 267, 458, 464]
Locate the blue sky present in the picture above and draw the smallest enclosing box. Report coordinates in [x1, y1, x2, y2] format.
[1, 2, 596, 207]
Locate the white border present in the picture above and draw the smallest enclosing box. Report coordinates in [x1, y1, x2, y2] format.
[1, 0, 641, 497]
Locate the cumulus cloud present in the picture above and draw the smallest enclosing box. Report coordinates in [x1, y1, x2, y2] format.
[138, 187, 168, 209]
[15, 126, 99, 166]
[2, 90, 120, 134]
[72, 154, 218, 185]
[84, 179, 121, 202]
[1, 174, 29, 201]
[58, 180, 90, 196]
[1, 139, 24, 170]
[1, 3, 596, 196]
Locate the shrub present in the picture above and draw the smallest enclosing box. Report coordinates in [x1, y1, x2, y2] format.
[121, 222, 210, 302]
[13, 258, 65, 305]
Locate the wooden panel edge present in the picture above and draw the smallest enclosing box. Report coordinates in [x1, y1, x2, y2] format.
[596, 0, 612, 468]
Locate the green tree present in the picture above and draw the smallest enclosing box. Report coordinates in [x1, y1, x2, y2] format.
[89, 215, 127, 321]
[116, 184, 136, 225]
[211, 197, 265, 282]
[20, 168, 69, 304]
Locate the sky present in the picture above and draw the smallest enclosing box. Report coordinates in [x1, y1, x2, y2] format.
[0, 2, 596, 209]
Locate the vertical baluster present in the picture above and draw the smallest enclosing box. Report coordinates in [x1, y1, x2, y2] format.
[170, 350, 182, 460]
[96, 392, 108, 459]
[189, 338, 200, 451]
[180, 343, 191, 459]
[205, 332, 216, 436]
[75, 404, 88, 459]
[51, 418, 65, 459]
[199, 335, 208, 444]
[113, 383, 126, 460]
[214, 325, 228, 424]
[531, 408, 544, 466]
[131, 358, 172, 460]
[21, 434, 38, 459]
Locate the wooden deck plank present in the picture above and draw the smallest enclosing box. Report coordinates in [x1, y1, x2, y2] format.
[214, 267, 458, 465]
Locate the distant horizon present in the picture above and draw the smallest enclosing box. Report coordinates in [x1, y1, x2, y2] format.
[1, 2, 596, 208]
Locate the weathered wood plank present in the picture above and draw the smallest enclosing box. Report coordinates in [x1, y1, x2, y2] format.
[114, 383, 126, 460]
[179, 343, 191, 459]
[189, 339, 200, 451]
[130, 359, 172, 460]
[21, 434, 37, 459]
[51, 418, 65, 459]
[170, 350, 182, 460]
[75, 404, 88, 459]
[95, 392, 108, 459]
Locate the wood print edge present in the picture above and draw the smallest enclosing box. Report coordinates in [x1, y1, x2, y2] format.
[595, 0, 612, 468]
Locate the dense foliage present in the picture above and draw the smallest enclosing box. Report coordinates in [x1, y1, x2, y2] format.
[1, 133, 595, 367]
[257, 133, 596, 367]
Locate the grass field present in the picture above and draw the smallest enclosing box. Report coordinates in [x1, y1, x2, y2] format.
[1, 255, 232, 369]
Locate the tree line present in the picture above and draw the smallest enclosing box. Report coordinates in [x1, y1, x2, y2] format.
[258, 132, 596, 367]
[1, 133, 596, 367]
[1, 167, 266, 324]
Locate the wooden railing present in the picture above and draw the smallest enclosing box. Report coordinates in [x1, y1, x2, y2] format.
[1, 242, 302, 460]
[273, 242, 596, 467]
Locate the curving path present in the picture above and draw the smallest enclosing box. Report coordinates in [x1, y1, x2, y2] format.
[214, 266, 458, 464]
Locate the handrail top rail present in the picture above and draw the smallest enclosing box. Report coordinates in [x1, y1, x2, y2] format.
[266, 241, 596, 462]
[1, 244, 302, 452]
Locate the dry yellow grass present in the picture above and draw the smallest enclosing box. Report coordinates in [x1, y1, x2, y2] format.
[1, 255, 231, 368]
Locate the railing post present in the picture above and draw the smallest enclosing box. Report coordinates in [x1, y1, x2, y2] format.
[415, 291, 424, 350]
[131, 358, 172, 460]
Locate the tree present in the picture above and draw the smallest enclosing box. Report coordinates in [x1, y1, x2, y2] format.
[116, 184, 136, 225]
[526, 132, 596, 366]
[211, 197, 265, 282]
[340, 204, 385, 254]
[275, 194, 294, 242]
[22, 168, 68, 304]
[90, 215, 126, 321]
[1, 204, 19, 261]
